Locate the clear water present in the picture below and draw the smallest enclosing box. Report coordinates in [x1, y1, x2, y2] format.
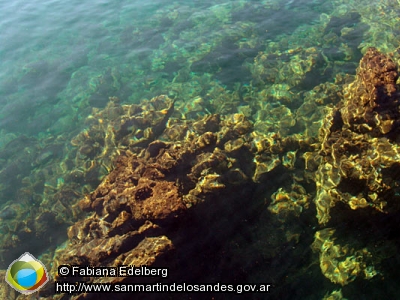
[1, 0, 400, 299]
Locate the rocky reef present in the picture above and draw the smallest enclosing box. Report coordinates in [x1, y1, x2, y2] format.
[307, 47, 400, 288]
[311, 228, 377, 286]
[4, 48, 400, 299]
[314, 47, 400, 225]
[48, 98, 315, 299]
[3, 0, 400, 295]
[35, 47, 399, 298]
[0, 95, 175, 270]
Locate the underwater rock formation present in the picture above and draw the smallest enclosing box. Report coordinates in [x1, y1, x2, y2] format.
[3, 2, 400, 297]
[51, 112, 256, 297]
[314, 47, 400, 225]
[0, 96, 177, 273]
[251, 47, 324, 90]
[4, 45, 400, 298]
[0, 135, 82, 268]
[71, 95, 175, 172]
[296, 80, 345, 138]
[340, 47, 400, 136]
[46, 92, 319, 299]
[311, 228, 377, 286]
[0, 95, 176, 269]
[268, 183, 310, 219]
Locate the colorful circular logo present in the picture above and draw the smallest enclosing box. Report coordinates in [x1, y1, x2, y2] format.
[5, 252, 49, 294]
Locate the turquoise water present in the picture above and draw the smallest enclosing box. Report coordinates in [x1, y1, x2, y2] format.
[1, 0, 400, 299]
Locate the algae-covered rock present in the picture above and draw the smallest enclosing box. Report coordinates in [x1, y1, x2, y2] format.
[314, 47, 400, 225]
[311, 228, 377, 286]
[50, 112, 258, 295]
[340, 47, 400, 136]
[251, 46, 324, 90]
[268, 183, 310, 219]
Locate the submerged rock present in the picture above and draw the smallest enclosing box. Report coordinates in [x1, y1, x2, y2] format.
[315, 47, 400, 225]
[51, 112, 257, 296]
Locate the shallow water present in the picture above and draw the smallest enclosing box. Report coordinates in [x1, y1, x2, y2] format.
[1, 0, 400, 299]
